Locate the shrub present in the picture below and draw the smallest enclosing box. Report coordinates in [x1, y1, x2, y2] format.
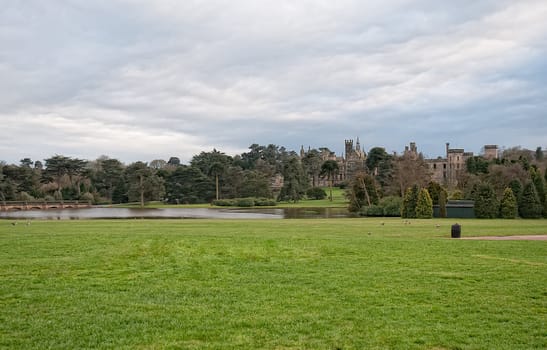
[254, 198, 276, 206]
[379, 196, 402, 217]
[236, 198, 255, 207]
[16, 192, 34, 202]
[306, 187, 327, 200]
[212, 199, 236, 206]
[79, 192, 95, 204]
[362, 205, 384, 217]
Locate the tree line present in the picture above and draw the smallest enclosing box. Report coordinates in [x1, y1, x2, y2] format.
[345, 146, 547, 218]
[1, 144, 546, 218]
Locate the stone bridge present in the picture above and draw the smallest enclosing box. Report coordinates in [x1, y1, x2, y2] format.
[0, 201, 92, 211]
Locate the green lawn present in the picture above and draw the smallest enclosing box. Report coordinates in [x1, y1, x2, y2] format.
[1, 218, 546, 349]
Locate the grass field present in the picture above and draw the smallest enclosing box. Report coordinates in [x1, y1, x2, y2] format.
[1, 218, 546, 349]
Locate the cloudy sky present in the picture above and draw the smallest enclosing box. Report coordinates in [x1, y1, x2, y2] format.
[1, 0, 546, 164]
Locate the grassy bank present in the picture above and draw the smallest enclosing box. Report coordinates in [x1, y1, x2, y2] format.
[1, 218, 546, 349]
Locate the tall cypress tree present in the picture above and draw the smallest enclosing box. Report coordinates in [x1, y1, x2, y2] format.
[500, 187, 518, 219]
[401, 184, 419, 218]
[416, 188, 433, 218]
[519, 182, 542, 218]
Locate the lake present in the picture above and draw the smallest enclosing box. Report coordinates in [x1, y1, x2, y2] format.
[0, 207, 354, 220]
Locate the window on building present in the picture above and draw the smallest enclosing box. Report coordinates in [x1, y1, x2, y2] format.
[433, 164, 437, 169]
[443, 164, 447, 169]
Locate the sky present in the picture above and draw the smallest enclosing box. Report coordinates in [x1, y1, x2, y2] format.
[1, 0, 546, 165]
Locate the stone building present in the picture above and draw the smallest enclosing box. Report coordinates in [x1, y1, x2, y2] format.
[342, 138, 366, 180]
[426, 142, 498, 189]
[299, 138, 366, 186]
[483, 145, 499, 160]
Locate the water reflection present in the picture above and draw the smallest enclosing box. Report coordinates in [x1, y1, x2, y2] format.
[0, 207, 353, 220]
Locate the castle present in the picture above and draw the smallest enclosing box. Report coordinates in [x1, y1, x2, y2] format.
[300, 138, 499, 189]
[425, 143, 498, 188]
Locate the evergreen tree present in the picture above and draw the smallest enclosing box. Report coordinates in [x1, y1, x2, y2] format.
[500, 187, 518, 219]
[519, 182, 542, 218]
[401, 184, 419, 218]
[439, 190, 447, 218]
[473, 182, 499, 218]
[426, 181, 443, 205]
[531, 168, 545, 207]
[416, 188, 433, 218]
[508, 179, 523, 202]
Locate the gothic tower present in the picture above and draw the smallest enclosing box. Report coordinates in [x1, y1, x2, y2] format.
[344, 139, 353, 160]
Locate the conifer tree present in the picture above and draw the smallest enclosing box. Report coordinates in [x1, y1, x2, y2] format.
[439, 189, 447, 218]
[508, 179, 523, 202]
[500, 187, 518, 219]
[531, 168, 545, 207]
[473, 182, 498, 218]
[416, 188, 433, 218]
[401, 184, 419, 218]
[519, 182, 542, 218]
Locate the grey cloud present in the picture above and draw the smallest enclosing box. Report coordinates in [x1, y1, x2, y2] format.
[1, 0, 546, 164]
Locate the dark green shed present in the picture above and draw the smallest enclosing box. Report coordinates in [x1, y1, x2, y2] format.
[433, 200, 475, 218]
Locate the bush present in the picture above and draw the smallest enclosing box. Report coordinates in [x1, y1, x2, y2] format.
[213, 198, 276, 207]
[306, 187, 327, 200]
[364, 205, 384, 217]
[16, 192, 34, 202]
[379, 196, 402, 217]
[235, 198, 256, 207]
[254, 198, 276, 206]
[79, 192, 95, 204]
[212, 199, 236, 206]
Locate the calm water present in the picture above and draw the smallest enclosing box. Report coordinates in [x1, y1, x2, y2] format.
[0, 207, 353, 220]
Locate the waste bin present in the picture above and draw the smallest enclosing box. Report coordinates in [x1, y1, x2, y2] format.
[451, 224, 461, 238]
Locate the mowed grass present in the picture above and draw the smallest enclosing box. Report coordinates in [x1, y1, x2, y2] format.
[0, 218, 546, 349]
